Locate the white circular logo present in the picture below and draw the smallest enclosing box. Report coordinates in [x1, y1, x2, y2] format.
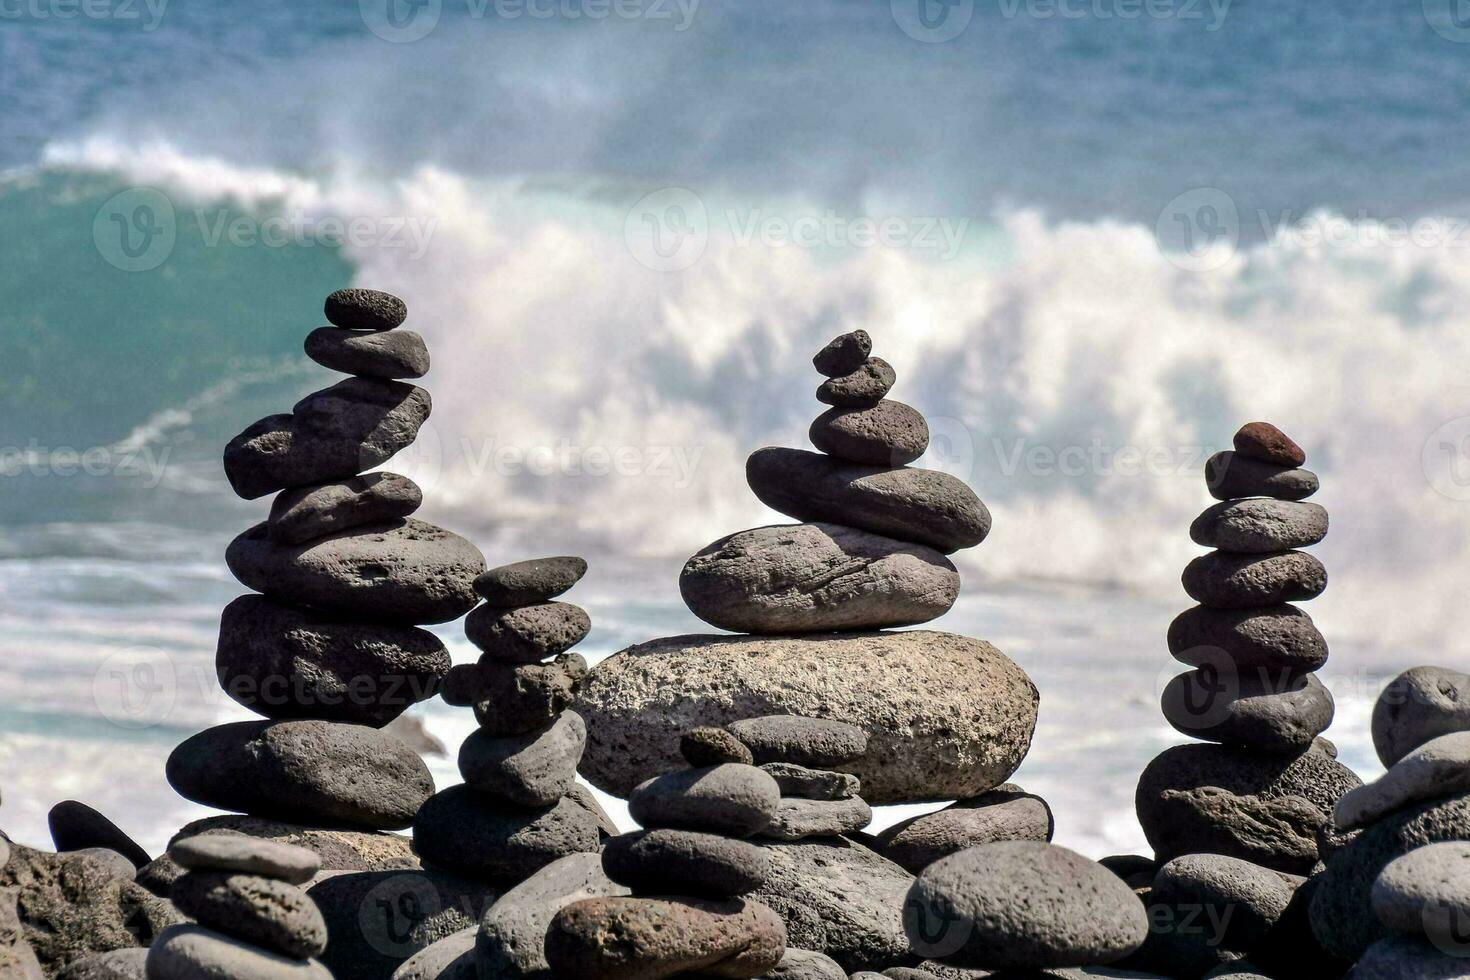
[1155, 187, 1240, 273]
[93, 188, 176, 273]
[1424, 0, 1470, 42]
[378, 416, 445, 498]
[625, 187, 709, 272]
[915, 415, 978, 483]
[891, 0, 975, 43]
[93, 648, 178, 730]
[360, 0, 442, 42]
[357, 874, 443, 956]
[1423, 417, 1470, 501]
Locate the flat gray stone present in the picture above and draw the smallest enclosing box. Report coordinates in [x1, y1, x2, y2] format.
[1310, 792, 1470, 960]
[683, 728, 755, 767]
[1204, 452, 1318, 502]
[904, 842, 1148, 969]
[1371, 841, 1470, 937]
[146, 924, 331, 979]
[813, 330, 872, 376]
[55, 948, 148, 979]
[1372, 666, 1470, 767]
[464, 602, 590, 663]
[167, 720, 435, 831]
[760, 764, 859, 801]
[1181, 551, 1327, 609]
[1338, 732, 1470, 830]
[817, 357, 896, 407]
[458, 711, 586, 807]
[169, 835, 321, 885]
[603, 829, 771, 897]
[747, 448, 990, 554]
[445, 654, 587, 736]
[577, 631, 1038, 804]
[761, 948, 848, 979]
[171, 871, 327, 959]
[629, 764, 782, 837]
[305, 327, 429, 379]
[728, 716, 870, 768]
[1168, 604, 1328, 672]
[473, 557, 587, 606]
[411, 787, 601, 885]
[227, 518, 484, 625]
[759, 797, 872, 841]
[215, 594, 449, 727]
[268, 473, 423, 546]
[878, 784, 1054, 874]
[47, 801, 150, 869]
[475, 852, 631, 980]
[1136, 742, 1361, 874]
[167, 815, 419, 873]
[680, 523, 958, 634]
[1348, 936, 1470, 979]
[390, 927, 476, 980]
[1161, 669, 1334, 753]
[809, 401, 930, 466]
[750, 838, 913, 972]
[324, 288, 407, 331]
[1190, 500, 1328, 553]
[223, 377, 430, 500]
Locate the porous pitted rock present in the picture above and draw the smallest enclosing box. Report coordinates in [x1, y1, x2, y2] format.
[680, 523, 958, 634]
[577, 631, 1038, 804]
[1234, 422, 1306, 467]
[1204, 451, 1318, 502]
[169, 835, 321, 885]
[761, 947, 848, 979]
[47, 802, 150, 869]
[168, 816, 419, 873]
[809, 401, 930, 466]
[324, 287, 408, 331]
[1160, 668, 1334, 753]
[167, 719, 435, 830]
[760, 764, 859, 801]
[458, 711, 587, 807]
[629, 764, 782, 838]
[727, 717, 869, 768]
[391, 927, 476, 980]
[1371, 842, 1470, 937]
[55, 947, 148, 979]
[1337, 732, 1470, 830]
[683, 727, 756, 767]
[464, 602, 591, 663]
[267, 473, 423, 546]
[145, 923, 330, 979]
[1181, 551, 1327, 609]
[304, 327, 429, 379]
[816, 358, 896, 408]
[170, 871, 327, 959]
[1189, 500, 1329, 553]
[1148, 854, 1293, 961]
[412, 786, 601, 884]
[1168, 605, 1328, 672]
[474, 557, 588, 606]
[1371, 666, 1470, 767]
[759, 798, 873, 841]
[812, 330, 872, 377]
[447, 654, 587, 736]
[878, 784, 1054, 873]
[602, 830, 771, 897]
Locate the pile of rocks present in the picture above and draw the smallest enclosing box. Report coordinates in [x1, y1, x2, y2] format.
[726, 716, 872, 843]
[146, 835, 329, 978]
[169, 288, 484, 836]
[1308, 665, 1470, 969]
[411, 557, 604, 885]
[1137, 422, 1360, 875]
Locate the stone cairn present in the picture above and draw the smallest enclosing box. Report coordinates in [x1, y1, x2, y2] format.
[147, 835, 330, 979]
[1305, 665, 1470, 972]
[411, 557, 604, 886]
[543, 727, 789, 979]
[167, 290, 484, 852]
[1136, 422, 1360, 878]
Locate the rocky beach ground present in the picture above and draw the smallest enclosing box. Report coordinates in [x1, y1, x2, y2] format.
[0, 293, 1466, 980]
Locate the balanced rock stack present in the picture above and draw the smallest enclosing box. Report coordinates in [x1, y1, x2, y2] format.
[1308, 665, 1470, 968]
[725, 716, 873, 843]
[543, 732, 788, 979]
[1137, 422, 1360, 876]
[412, 557, 603, 886]
[147, 835, 329, 979]
[578, 328, 1040, 811]
[169, 289, 484, 835]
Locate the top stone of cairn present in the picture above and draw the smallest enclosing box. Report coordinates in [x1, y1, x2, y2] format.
[1233, 421, 1306, 467]
[812, 329, 872, 377]
[324, 287, 408, 332]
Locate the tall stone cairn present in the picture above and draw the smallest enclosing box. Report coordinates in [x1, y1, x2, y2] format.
[1136, 422, 1361, 875]
[167, 288, 486, 836]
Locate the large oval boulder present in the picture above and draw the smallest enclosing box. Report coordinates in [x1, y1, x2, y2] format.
[680, 523, 959, 634]
[166, 720, 435, 830]
[226, 518, 484, 625]
[576, 631, 1038, 804]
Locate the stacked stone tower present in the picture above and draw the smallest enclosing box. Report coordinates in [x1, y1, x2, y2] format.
[411, 557, 604, 885]
[1137, 422, 1361, 875]
[148, 835, 330, 978]
[167, 289, 485, 835]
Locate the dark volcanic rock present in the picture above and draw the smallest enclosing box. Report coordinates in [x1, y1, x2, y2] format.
[809, 401, 930, 466]
[602, 829, 771, 897]
[223, 377, 430, 499]
[226, 518, 484, 625]
[170, 871, 327, 959]
[267, 472, 423, 546]
[628, 764, 782, 837]
[680, 523, 958, 634]
[1234, 422, 1306, 466]
[55, 948, 148, 979]
[1189, 499, 1329, 553]
[475, 852, 630, 980]
[878, 784, 1054, 874]
[760, 797, 873, 841]
[682, 727, 755, 767]
[1144, 853, 1293, 966]
[167, 815, 419, 874]
[145, 923, 329, 979]
[48, 802, 150, 869]
[1181, 550, 1327, 609]
[412, 787, 601, 884]
[1371, 665, 1470, 767]
[1371, 841, 1470, 937]
[816, 357, 897, 407]
[167, 719, 435, 830]
[1205, 451, 1318, 502]
[1337, 733, 1470, 830]
[1160, 668, 1334, 753]
[747, 448, 991, 554]
[473, 556, 588, 606]
[813, 330, 873, 377]
[304, 327, 429, 379]
[215, 594, 449, 727]
[458, 711, 587, 807]
[728, 716, 870, 768]
[1168, 604, 1328, 672]
[324, 287, 407, 331]
[760, 764, 859, 801]
[443, 654, 587, 736]
[168, 835, 321, 885]
[464, 601, 591, 662]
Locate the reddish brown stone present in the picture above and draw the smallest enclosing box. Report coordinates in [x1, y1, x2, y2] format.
[1234, 422, 1306, 467]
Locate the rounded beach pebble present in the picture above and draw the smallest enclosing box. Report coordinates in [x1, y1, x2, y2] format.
[324, 287, 407, 331]
[168, 835, 321, 885]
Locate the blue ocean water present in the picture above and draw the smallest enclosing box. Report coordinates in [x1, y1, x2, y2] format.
[2, 0, 1466, 855]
